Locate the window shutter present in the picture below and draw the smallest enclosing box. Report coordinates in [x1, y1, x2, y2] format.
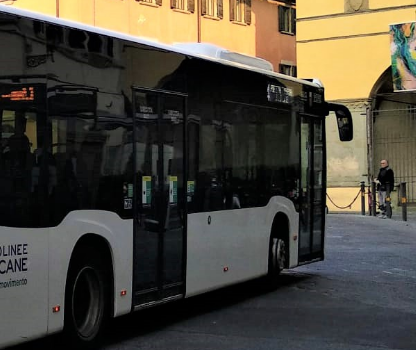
[278, 6, 284, 32]
[201, 0, 207, 15]
[229, 0, 235, 21]
[291, 8, 296, 34]
[244, 0, 251, 24]
[188, 0, 195, 12]
[156, 0, 162, 6]
[217, 0, 223, 18]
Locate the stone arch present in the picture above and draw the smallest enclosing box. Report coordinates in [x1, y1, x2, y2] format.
[369, 67, 392, 104]
[369, 66, 416, 203]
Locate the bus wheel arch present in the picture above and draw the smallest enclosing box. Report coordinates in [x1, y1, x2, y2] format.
[267, 213, 289, 288]
[64, 234, 114, 348]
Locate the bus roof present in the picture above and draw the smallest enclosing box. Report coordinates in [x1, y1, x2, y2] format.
[0, 4, 321, 89]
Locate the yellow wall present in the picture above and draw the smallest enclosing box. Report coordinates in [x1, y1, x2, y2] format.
[59, 0, 95, 25]
[297, 0, 343, 18]
[297, 2, 416, 100]
[94, 0, 131, 34]
[298, 0, 416, 17]
[370, 0, 415, 9]
[10, 0, 56, 16]
[297, 8, 416, 41]
[297, 4, 416, 100]
[297, 36, 390, 100]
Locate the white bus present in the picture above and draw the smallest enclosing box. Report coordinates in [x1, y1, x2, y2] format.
[0, 5, 352, 349]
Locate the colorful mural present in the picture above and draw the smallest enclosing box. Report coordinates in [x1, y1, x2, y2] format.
[390, 22, 416, 91]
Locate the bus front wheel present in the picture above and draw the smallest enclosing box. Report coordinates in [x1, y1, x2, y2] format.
[64, 249, 109, 348]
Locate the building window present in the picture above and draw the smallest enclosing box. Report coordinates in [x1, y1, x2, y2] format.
[171, 0, 195, 12]
[136, 0, 162, 6]
[279, 64, 297, 77]
[278, 5, 296, 34]
[201, 0, 223, 18]
[229, 0, 251, 25]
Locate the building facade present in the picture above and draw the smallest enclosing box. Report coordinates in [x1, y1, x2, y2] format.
[297, 0, 416, 210]
[5, 0, 297, 75]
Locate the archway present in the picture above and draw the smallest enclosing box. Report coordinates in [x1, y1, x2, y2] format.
[370, 67, 416, 203]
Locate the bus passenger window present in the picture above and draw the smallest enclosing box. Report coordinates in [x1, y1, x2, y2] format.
[0, 110, 40, 227]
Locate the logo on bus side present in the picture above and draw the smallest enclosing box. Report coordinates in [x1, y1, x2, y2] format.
[0, 244, 28, 275]
[0, 244, 29, 290]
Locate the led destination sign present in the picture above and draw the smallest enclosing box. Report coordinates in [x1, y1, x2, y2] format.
[1, 87, 35, 102]
[267, 83, 293, 104]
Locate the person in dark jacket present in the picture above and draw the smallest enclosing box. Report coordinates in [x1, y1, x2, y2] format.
[375, 159, 394, 219]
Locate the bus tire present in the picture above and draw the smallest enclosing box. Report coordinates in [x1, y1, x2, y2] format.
[64, 248, 109, 349]
[267, 237, 286, 289]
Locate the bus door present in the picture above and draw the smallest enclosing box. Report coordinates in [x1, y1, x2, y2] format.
[132, 89, 186, 307]
[299, 116, 326, 263]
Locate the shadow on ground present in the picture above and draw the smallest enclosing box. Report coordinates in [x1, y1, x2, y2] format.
[8, 272, 315, 350]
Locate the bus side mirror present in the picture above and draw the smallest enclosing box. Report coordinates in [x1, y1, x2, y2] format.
[328, 102, 353, 142]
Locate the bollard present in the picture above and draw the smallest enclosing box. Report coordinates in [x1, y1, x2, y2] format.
[367, 184, 372, 215]
[400, 182, 407, 222]
[360, 181, 365, 215]
[385, 183, 392, 218]
[371, 181, 377, 216]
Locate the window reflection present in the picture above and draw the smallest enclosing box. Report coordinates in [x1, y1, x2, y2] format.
[0, 107, 46, 226]
[188, 101, 300, 213]
[0, 82, 133, 228]
[48, 87, 134, 224]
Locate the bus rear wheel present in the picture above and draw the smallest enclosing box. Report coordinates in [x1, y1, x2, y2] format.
[65, 250, 109, 348]
[267, 237, 286, 288]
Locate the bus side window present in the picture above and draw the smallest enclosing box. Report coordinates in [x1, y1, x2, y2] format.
[0, 110, 44, 226]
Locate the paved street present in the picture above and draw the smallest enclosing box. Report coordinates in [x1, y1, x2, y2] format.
[10, 214, 416, 350]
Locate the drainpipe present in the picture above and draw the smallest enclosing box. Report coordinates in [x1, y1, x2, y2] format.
[367, 102, 374, 184]
[56, 0, 59, 17]
[197, 0, 201, 42]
